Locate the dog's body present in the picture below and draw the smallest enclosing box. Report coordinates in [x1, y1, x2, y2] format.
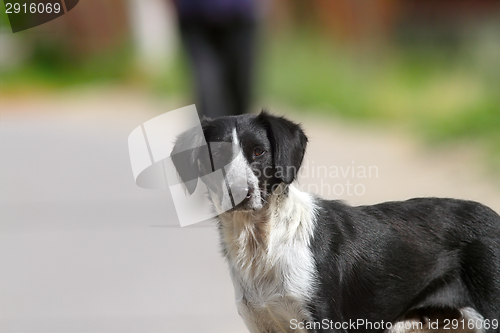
[172, 112, 500, 333]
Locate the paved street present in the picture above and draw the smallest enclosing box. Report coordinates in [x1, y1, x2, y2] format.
[1, 90, 499, 333]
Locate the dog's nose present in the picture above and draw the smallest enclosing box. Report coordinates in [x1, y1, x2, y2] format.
[231, 185, 250, 205]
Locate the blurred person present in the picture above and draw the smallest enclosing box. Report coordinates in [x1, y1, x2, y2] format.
[172, 0, 259, 118]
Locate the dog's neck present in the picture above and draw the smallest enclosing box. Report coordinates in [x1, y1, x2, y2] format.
[217, 183, 317, 280]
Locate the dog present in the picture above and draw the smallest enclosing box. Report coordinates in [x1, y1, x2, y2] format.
[171, 111, 500, 333]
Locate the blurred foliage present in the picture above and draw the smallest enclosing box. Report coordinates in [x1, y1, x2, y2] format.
[0, 39, 188, 99]
[1, 12, 499, 169]
[148, 54, 190, 98]
[0, 1, 8, 28]
[0, 42, 135, 91]
[0, 0, 139, 91]
[259, 28, 500, 169]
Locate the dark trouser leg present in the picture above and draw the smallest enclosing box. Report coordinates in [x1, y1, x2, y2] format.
[220, 21, 257, 116]
[179, 23, 231, 118]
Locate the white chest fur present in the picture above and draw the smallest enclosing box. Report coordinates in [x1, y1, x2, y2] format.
[219, 185, 318, 333]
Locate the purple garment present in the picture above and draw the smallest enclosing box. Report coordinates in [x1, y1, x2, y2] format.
[173, 0, 257, 24]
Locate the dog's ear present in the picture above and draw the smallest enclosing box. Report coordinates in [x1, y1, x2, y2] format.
[257, 110, 308, 184]
[171, 123, 207, 195]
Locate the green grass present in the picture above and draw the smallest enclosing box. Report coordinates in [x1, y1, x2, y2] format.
[1, 26, 498, 170]
[259, 31, 500, 162]
[148, 53, 190, 98]
[0, 46, 134, 92]
[0, 46, 192, 101]
[0, 28, 190, 96]
[260, 33, 376, 118]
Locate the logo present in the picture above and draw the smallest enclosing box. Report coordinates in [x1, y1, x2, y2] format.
[3, 0, 79, 33]
[128, 105, 248, 227]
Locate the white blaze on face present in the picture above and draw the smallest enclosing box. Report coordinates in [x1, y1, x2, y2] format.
[213, 128, 262, 214]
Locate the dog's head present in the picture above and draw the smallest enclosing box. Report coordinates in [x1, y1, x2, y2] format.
[171, 111, 307, 213]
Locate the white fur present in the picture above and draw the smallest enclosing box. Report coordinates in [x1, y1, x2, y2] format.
[212, 129, 262, 214]
[460, 307, 484, 333]
[219, 183, 318, 333]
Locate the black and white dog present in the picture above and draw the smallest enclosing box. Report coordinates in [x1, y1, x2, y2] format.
[171, 111, 500, 333]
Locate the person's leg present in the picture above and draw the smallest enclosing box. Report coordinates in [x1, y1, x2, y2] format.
[179, 23, 231, 118]
[220, 20, 257, 116]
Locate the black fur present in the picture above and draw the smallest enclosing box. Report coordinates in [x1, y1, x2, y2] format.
[256, 112, 308, 184]
[172, 111, 500, 332]
[309, 198, 500, 332]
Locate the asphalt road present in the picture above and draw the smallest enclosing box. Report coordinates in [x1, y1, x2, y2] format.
[1, 90, 499, 333]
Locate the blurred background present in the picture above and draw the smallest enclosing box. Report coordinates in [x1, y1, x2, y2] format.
[1, 1, 500, 332]
[1, 0, 500, 152]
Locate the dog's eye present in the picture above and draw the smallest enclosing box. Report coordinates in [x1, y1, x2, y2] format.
[253, 148, 265, 157]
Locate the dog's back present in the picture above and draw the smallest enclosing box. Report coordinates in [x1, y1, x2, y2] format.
[311, 197, 500, 331]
